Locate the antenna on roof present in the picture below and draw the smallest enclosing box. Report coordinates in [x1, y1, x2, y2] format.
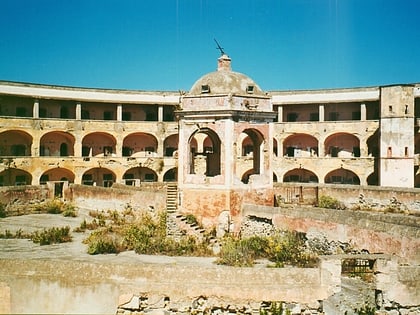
[214, 38, 226, 55]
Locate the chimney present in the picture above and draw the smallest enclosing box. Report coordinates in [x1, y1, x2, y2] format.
[217, 54, 231, 71]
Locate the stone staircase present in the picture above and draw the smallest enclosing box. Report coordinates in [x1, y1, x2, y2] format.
[166, 183, 178, 213]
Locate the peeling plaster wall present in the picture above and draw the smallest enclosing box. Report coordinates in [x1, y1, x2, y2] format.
[0, 259, 338, 314]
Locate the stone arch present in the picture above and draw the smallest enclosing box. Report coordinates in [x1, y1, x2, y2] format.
[163, 167, 177, 182]
[283, 133, 318, 157]
[325, 168, 360, 185]
[367, 129, 380, 157]
[188, 128, 221, 177]
[0, 130, 33, 156]
[122, 132, 158, 157]
[123, 167, 157, 184]
[324, 133, 360, 157]
[40, 168, 75, 184]
[367, 171, 379, 186]
[82, 132, 116, 157]
[82, 167, 116, 187]
[239, 128, 265, 175]
[283, 168, 319, 183]
[40, 131, 75, 157]
[0, 168, 32, 186]
[163, 134, 178, 157]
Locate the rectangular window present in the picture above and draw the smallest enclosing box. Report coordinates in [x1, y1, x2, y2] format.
[387, 147, 392, 157]
[103, 146, 113, 156]
[329, 112, 339, 121]
[103, 111, 113, 120]
[82, 174, 93, 185]
[16, 107, 27, 117]
[39, 108, 47, 118]
[122, 112, 131, 121]
[81, 110, 90, 119]
[287, 112, 298, 122]
[405, 147, 408, 157]
[352, 111, 361, 120]
[309, 112, 319, 121]
[15, 175, 27, 186]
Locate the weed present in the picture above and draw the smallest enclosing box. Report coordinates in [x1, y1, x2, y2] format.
[318, 195, 345, 209]
[0, 203, 6, 218]
[31, 226, 72, 245]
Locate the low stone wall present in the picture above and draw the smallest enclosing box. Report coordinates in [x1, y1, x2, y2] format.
[0, 185, 50, 216]
[273, 183, 420, 213]
[68, 183, 167, 212]
[0, 258, 340, 314]
[243, 204, 420, 263]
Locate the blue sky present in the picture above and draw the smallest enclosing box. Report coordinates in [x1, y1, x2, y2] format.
[0, 0, 419, 92]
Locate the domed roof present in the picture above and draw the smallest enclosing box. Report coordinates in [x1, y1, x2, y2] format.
[189, 54, 265, 96]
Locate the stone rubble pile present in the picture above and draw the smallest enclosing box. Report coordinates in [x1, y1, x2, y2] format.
[240, 215, 276, 238]
[116, 294, 324, 315]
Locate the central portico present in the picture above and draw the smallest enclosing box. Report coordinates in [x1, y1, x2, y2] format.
[176, 53, 276, 228]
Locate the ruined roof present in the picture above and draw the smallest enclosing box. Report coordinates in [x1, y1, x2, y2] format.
[189, 54, 266, 96]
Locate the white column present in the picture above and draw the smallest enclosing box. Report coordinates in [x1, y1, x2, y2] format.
[76, 102, 81, 120]
[158, 105, 164, 122]
[277, 105, 283, 122]
[319, 105, 325, 122]
[33, 99, 39, 118]
[361, 103, 366, 121]
[117, 104, 122, 121]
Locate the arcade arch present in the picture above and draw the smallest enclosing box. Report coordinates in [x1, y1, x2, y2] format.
[283, 134, 318, 157]
[0, 168, 32, 186]
[188, 128, 221, 177]
[164, 134, 178, 157]
[325, 168, 360, 185]
[82, 133, 116, 157]
[82, 167, 116, 187]
[40, 168, 75, 184]
[40, 131, 75, 156]
[123, 167, 157, 184]
[0, 130, 32, 156]
[325, 133, 360, 157]
[122, 132, 158, 157]
[283, 168, 318, 183]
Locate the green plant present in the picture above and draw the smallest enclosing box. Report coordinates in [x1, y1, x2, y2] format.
[185, 214, 199, 226]
[0, 203, 6, 218]
[62, 203, 77, 217]
[85, 230, 121, 254]
[318, 195, 345, 209]
[31, 226, 72, 245]
[354, 303, 375, 315]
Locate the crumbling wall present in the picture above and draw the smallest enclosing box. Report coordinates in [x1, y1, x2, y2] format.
[0, 258, 339, 314]
[274, 183, 420, 213]
[0, 185, 50, 216]
[68, 183, 166, 212]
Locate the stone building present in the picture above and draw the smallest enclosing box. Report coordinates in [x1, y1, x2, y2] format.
[0, 53, 419, 220]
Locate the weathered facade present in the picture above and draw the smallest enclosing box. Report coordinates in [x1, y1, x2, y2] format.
[0, 54, 419, 221]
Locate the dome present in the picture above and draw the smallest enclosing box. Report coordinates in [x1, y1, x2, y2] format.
[189, 54, 265, 96]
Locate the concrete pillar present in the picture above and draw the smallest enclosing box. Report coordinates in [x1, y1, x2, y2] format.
[76, 102, 81, 120]
[158, 105, 164, 122]
[74, 134, 83, 157]
[319, 105, 325, 122]
[319, 140, 325, 157]
[33, 99, 39, 118]
[277, 105, 283, 122]
[157, 138, 164, 157]
[117, 104, 122, 121]
[361, 103, 366, 121]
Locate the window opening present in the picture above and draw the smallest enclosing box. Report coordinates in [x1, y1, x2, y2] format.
[201, 85, 210, 93]
[246, 85, 254, 94]
[103, 111, 113, 120]
[387, 147, 392, 157]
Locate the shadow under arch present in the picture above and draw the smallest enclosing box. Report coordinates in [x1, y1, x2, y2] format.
[325, 168, 360, 185]
[188, 128, 221, 177]
[283, 168, 319, 183]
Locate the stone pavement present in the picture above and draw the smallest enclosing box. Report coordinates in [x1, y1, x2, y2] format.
[0, 211, 217, 266]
